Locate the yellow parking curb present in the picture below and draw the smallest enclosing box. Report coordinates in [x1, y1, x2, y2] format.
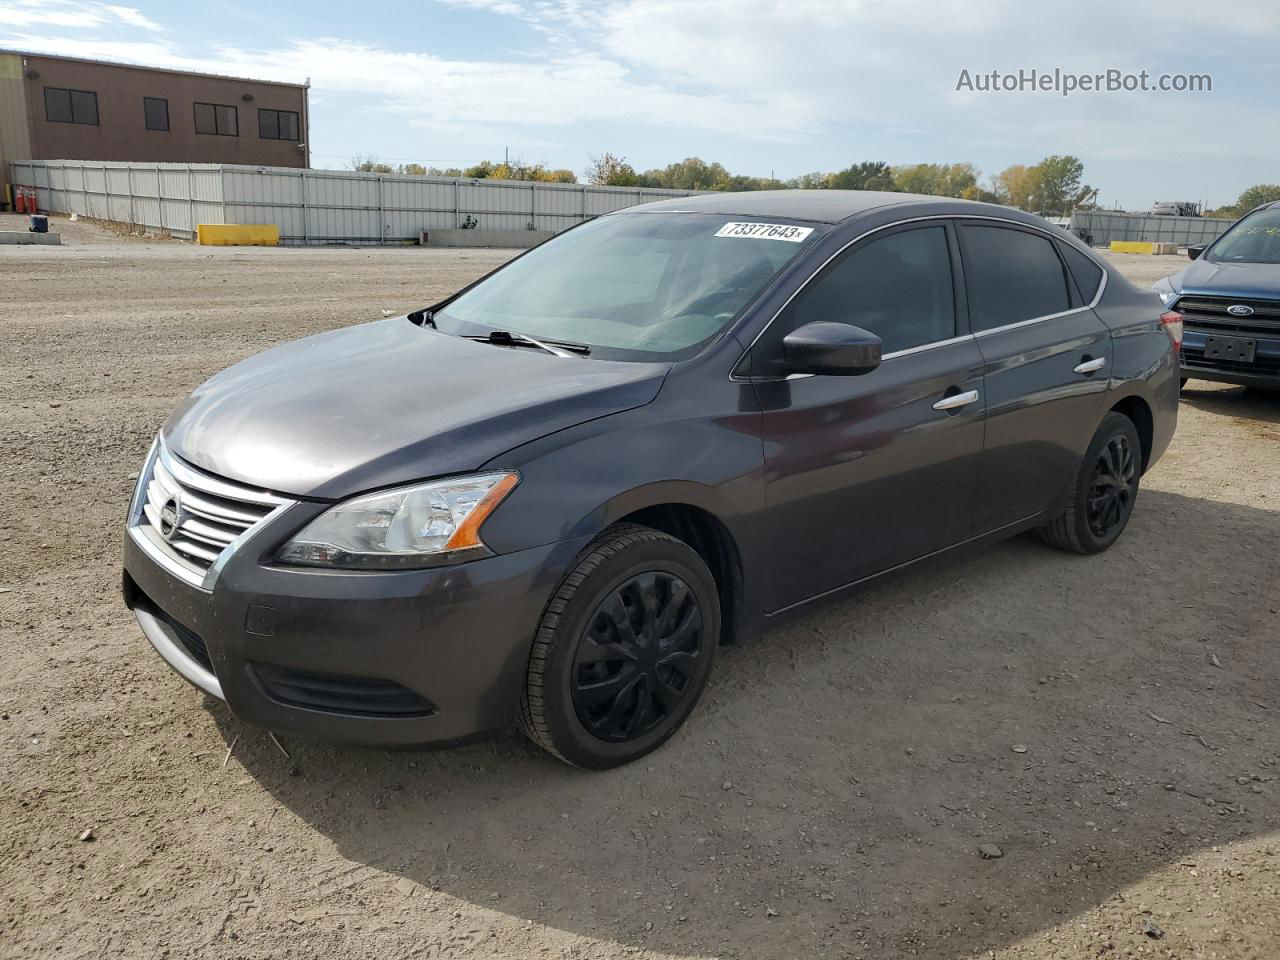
[1109, 241, 1179, 255]
[197, 224, 279, 246]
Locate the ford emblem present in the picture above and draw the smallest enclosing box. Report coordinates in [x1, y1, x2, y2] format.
[1227, 304, 1254, 317]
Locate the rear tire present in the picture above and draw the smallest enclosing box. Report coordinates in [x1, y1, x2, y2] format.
[1039, 412, 1142, 555]
[520, 524, 719, 769]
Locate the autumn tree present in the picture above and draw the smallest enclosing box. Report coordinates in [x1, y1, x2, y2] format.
[348, 154, 394, 173]
[584, 153, 639, 186]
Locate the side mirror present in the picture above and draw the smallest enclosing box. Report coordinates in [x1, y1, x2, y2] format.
[782, 321, 882, 376]
[1187, 244, 1206, 260]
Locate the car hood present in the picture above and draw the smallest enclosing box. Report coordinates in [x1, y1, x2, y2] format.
[1168, 259, 1280, 300]
[163, 319, 669, 499]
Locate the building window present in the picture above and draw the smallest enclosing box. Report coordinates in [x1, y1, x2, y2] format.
[193, 102, 238, 136]
[143, 97, 169, 131]
[258, 108, 300, 141]
[44, 87, 99, 125]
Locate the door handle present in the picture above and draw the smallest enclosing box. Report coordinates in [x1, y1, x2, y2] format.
[1073, 356, 1106, 375]
[932, 389, 980, 411]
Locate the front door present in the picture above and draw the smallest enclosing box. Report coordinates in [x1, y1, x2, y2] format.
[956, 221, 1113, 533]
[749, 222, 986, 612]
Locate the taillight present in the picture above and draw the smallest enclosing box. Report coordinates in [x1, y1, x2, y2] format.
[1159, 310, 1183, 351]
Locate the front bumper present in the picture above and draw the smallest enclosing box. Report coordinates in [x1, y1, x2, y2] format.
[123, 521, 589, 748]
[1181, 330, 1280, 386]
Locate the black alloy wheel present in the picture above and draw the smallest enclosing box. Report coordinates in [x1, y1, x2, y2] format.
[1086, 433, 1137, 538]
[520, 523, 720, 768]
[571, 571, 703, 742]
[1039, 411, 1143, 555]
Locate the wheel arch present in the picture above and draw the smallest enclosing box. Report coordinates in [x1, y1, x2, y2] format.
[1107, 393, 1154, 472]
[571, 482, 747, 645]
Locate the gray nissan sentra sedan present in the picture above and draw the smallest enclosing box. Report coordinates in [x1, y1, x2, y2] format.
[123, 191, 1179, 768]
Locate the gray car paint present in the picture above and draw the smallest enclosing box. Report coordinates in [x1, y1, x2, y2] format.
[127, 191, 1179, 748]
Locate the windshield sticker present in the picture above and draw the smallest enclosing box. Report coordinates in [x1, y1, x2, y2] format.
[714, 222, 814, 243]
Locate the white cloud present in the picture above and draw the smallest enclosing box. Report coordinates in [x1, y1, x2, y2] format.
[3, 0, 1278, 200]
[436, 0, 525, 15]
[1, 32, 808, 138]
[0, 0, 162, 31]
[102, 5, 163, 31]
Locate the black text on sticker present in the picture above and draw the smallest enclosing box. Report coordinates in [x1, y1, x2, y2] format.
[714, 222, 814, 243]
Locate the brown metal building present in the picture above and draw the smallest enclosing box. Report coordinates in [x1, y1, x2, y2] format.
[1, 49, 309, 207]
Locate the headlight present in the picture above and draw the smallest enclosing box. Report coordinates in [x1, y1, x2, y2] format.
[1152, 280, 1179, 306]
[277, 472, 518, 570]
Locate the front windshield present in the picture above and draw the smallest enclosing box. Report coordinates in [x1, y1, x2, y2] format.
[433, 213, 822, 361]
[1208, 206, 1280, 264]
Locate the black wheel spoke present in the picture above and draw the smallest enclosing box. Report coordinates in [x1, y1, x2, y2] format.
[572, 568, 705, 743]
[600, 673, 642, 731]
[656, 579, 689, 638]
[576, 669, 632, 706]
[666, 605, 702, 650]
[1086, 433, 1136, 538]
[652, 672, 684, 710]
[576, 638, 638, 667]
[600, 594, 640, 647]
[633, 573, 660, 637]
[656, 649, 698, 677]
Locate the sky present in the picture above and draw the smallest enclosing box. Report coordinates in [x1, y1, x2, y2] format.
[1, 0, 1277, 210]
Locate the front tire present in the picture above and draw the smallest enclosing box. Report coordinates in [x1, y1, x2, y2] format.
[1039, 412, 1142, 555]
[520, 524, 720, 768]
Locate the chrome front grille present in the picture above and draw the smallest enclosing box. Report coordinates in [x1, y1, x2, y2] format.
[129, 439, 293, 588]
[1177, 296, 1280, 336]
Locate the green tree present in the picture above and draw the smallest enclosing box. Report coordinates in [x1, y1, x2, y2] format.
[462, 160, 497, 179]
[890, 162, 977, 197]
[784, 171, 829, 190]
[1029, 155, 1087, 213]
[1234, 184, 1280, 214]
[348, 154, 394, 173]
[584, 153, 639, 186]
[827, 161, 896, 191]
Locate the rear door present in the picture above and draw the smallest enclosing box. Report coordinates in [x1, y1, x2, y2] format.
[958, 221, 1113, 533]
[750, 221, 986, 611]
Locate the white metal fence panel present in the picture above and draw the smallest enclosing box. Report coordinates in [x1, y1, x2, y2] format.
[10, 159, 227, 237]
[10, 159, 704, 243]
[1071, 209, 1235, 247]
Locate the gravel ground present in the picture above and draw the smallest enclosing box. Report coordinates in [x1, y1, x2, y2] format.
[2, 217, 1278, 960]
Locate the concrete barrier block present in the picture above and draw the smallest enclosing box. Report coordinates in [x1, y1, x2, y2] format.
[197, 224, 279, 246]
[421, 228, 554, 249]
[0, 230, 61, 245]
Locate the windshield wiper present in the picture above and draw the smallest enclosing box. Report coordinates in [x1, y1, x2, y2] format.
[465, 329, 590, 357]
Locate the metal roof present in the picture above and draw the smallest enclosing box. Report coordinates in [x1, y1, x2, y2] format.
[0, 48, 308, 90]
[628, 189, 954, 224]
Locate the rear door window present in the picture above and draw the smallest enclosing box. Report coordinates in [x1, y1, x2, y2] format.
[961, 225, 1071, 331]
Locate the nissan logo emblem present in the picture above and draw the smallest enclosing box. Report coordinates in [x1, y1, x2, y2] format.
[1227, 304, 1254, 317]
[158, 496, 181, 540]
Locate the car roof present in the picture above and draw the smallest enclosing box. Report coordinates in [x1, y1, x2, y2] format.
[624, 189, 1031, 226]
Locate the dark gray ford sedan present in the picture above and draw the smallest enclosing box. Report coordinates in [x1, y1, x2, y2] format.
[123, 191, 1179, 768]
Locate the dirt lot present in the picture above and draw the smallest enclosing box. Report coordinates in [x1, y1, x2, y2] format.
[2, 217, 1278, 960]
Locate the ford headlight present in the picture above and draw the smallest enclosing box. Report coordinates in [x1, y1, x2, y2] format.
[1152, 279, 1179, 307]
[278, 472, 518, 569]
